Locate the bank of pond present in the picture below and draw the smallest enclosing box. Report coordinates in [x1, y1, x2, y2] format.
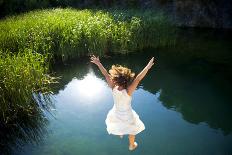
[0, 8, 232, 155]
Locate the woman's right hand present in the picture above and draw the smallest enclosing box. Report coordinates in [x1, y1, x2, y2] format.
[90, 55, 100, 66]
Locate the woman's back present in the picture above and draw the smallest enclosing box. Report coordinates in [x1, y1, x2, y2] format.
[106, 85, 145, 136]
[112, 86, 132, 112]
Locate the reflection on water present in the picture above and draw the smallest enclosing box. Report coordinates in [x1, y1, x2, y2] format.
[0, 94, 51, 155]
[108, 50, 232, 135]
[19, 45, 232, 154]
[3, 29, 232, 155]
[73, 72, 105, 100]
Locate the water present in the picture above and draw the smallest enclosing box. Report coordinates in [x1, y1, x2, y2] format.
[9, 29, 232, 154]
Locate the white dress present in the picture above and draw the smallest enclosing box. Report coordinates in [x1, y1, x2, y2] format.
[105, 86, 145, 135]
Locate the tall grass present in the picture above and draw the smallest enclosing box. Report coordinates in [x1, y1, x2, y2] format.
[0, 49, 55, 125]
[0, 8, 176, 61]
[0, 49, 56, 153]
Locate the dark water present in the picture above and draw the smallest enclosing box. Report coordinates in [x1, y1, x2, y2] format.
[9, 29, 232, 155]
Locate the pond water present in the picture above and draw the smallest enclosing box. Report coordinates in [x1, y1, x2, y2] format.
[13, 29, 232, 155]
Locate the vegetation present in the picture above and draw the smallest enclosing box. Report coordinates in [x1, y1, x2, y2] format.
[0, 49, 55, 127]
[0, 49, 55, 154]
[0, 8, 176, 61]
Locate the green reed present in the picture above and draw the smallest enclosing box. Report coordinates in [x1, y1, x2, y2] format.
[0, 49, 55, 125]
[0, 8, 176, 61]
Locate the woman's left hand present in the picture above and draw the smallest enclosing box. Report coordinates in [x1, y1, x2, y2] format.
[90, 55, 100, 66]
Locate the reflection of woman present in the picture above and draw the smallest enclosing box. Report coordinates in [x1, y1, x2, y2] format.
[90, 55, 154, 151]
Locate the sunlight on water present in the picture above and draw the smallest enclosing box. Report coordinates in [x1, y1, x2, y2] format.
[63, 71, 107, 103]
[77, 72, 105, 98]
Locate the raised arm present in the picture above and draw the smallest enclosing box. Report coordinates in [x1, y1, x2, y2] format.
[127, 57, 154, 96]
[90, 55, 114, 88]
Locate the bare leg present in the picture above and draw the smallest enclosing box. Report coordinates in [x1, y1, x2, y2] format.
[128, 135, 138, 150]
[128, 135, 135, 146]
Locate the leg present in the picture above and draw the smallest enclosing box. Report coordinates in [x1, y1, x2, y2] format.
[128, 135, 135, 146]
[128, 135, 138, 150]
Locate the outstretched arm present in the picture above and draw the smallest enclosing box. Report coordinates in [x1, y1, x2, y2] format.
[127, 57, 154, 96]
[90, 55, 114, 88]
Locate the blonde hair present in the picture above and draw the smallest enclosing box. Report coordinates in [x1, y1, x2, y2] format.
[109, 65, 135, 88]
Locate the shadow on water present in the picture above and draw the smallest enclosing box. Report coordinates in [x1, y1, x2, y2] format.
[0, 94, 53, 155]
[52, 28, 232, 135]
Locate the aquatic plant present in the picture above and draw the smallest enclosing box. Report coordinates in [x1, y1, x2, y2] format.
[0, 49, 55, 126]
[0, 49, 56, 154]
[0, 8, 176, 61]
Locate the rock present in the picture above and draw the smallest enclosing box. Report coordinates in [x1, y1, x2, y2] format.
[173, 0, 232, 28]
[136, 0, 232, 28]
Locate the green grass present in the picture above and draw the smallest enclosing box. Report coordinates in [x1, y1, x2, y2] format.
[0, 8, 176, 61]
[0, 49, 55, 125]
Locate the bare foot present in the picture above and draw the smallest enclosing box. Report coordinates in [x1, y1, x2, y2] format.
[129, 142, 138, 151]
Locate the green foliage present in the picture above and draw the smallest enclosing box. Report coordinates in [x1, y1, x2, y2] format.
[0, 8, 176, 61]
[0, 49, 55, 125]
